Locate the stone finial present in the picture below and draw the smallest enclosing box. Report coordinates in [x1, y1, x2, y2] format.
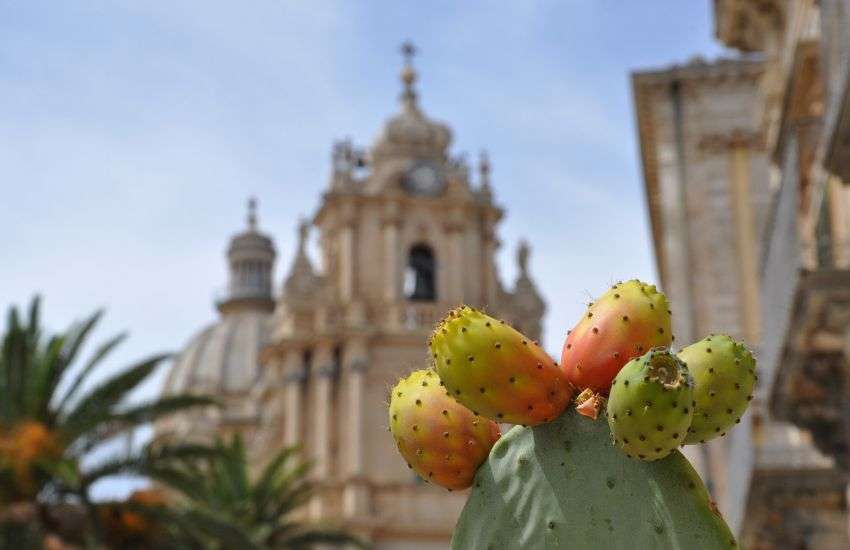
[517, 239, 530, 276]
[298, 217, 310, 253]
[479, 150, 491, 187]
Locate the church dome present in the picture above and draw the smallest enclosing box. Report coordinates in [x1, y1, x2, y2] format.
[162, 311, 272, 398]
[161, 199, 276, 402]
[372, 43, 452, 160]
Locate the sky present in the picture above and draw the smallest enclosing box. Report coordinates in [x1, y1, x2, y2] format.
[0, 1, 728, 497]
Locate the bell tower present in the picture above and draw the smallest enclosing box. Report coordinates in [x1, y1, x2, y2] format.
[259, 43, 546, 547]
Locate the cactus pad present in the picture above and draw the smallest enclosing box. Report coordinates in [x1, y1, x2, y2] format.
[452, 409, 737, 549]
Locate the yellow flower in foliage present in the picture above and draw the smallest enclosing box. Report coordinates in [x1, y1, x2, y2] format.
[0, 421, 61, 498]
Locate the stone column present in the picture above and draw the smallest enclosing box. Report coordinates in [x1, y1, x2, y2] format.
[383, 201, 402, 301]
[482, 212, 499, 306]
[728, 132, 761, 343]
[445, 213, 466, 305]
[310, 343, 335, 519]
[383, 203, 402, 330]
[339, 204, 357, 302]
[343, 338, 369, 517]
[282, 348, 305, 448]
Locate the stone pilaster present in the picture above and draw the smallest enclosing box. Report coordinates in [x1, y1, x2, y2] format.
[310, 343, 335, 519]
[445, 211, 466, 305]
[282, 349, 306, 448]
[382, 203, 402, 330]
[338, 204, 357, 302]
[482, 211, 499, 306]
[343, 338, 370, 517]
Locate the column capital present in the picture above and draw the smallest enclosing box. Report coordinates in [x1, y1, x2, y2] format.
[349, 358, 369, 373]
[283, 367, 307, 384]
[316, 363, 338, 378]
[381, 200, 403, 227]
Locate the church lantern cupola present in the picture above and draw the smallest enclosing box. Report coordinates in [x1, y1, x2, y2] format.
[217, 198, 277, 315]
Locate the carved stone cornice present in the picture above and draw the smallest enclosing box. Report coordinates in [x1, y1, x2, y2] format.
[698, 128, 765, 153]
[715, 0, 785, 53]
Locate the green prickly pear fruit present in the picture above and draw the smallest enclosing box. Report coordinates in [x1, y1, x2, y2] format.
[430, 306, 573, 426]
[677, 335, 756, 444]
[452, 408, 737, 549]
[562, 279, 673, 395]
[607, 348, 694, 461]
[388, 369, 500, 490]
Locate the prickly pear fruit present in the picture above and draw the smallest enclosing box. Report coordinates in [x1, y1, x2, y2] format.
[607, 348, 694, 461]
[430, 306, 573, 426]
[388, 369, 500, 490]
[561, 279, 672, 395]
[677, 335, 756, 444]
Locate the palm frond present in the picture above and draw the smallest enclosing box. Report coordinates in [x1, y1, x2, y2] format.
[53, 330, 127, 414]
[276, 527, 369, 549]
[58, 353, 169, 443]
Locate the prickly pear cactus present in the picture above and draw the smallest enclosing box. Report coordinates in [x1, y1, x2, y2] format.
[607, 348, 694, 461]
[453, 409, 737, 549]
[430, 306, 573, 426]
[389, 369, 501, 490]
[677, 335, 756, 445]
[561, 280, 673, 394]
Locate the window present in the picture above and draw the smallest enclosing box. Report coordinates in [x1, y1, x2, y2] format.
[404, 244, 436, 301]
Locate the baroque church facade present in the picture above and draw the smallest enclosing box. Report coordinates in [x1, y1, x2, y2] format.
[156, 45, 545, 548]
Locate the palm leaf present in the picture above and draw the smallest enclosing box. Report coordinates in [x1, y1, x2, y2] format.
[54, 331, 127, 414]
[276, 528, 369, 549]
[59, 353, 168, 443]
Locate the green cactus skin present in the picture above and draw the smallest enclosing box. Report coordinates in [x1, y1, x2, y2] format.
[453, 409, 737, 549]
[677, 335, 756, 445]
[430, 306, 573, 426]
[607, 348, 694, 461]
[388, 369, 501, 491]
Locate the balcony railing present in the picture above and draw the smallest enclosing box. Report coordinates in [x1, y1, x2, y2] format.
[401, 302, 447, 331]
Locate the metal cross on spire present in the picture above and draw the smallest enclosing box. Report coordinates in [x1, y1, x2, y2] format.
[247, 197, 257, 230]
[401, 40, 416, 66]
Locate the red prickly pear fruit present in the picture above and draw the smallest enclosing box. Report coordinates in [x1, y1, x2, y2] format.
[388, 369, 500, 490]
[607, 348, 694, 461]
[561, 280, 672, 395]
[677, 335, 757, 445]
[429, 306, 574, 426]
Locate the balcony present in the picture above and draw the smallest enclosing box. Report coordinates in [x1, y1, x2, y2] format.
[760, 131, 850, 466]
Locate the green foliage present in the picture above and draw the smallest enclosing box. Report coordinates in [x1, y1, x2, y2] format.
[453, 408, 737, 549]
[148, 435, 369, 549]
[0, 296, 215, 545]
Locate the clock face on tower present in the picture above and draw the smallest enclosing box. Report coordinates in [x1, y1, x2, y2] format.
[403, 160, 446, 197]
